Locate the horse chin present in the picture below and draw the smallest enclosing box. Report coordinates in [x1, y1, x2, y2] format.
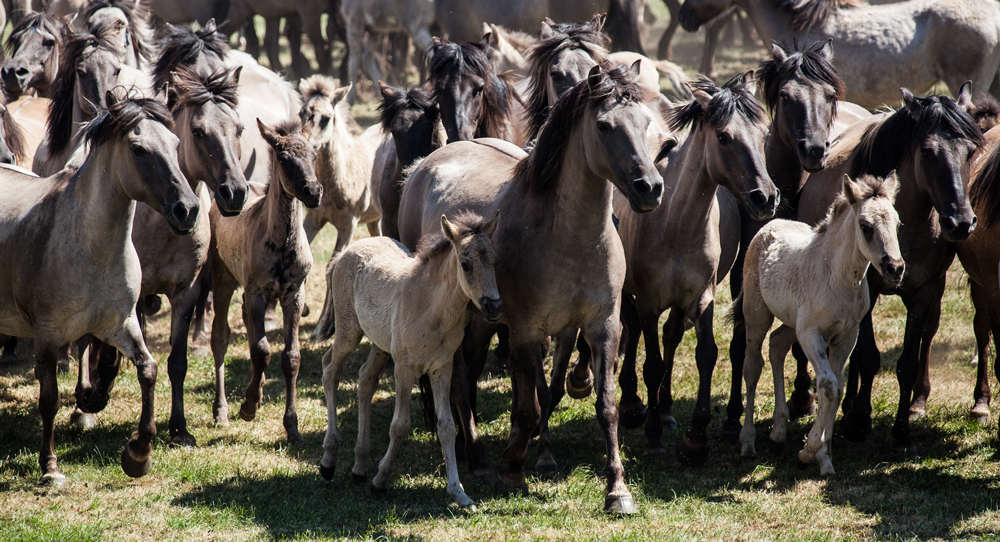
[166, 221, 193, 236]
[218, 207, 242, 218]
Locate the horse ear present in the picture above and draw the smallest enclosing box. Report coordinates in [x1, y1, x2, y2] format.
[484, 210, 500, 237]
[105, 90, 118, 109]
[593, 13, 606, 32]
[490, 24, 504, 46]
[882, 170, 900, 202]
[690, 87, 712, 108]
[629, 59, 642, 78]
[332, 83, 351, 105]
[587, 65, 603, 92]
[481, 30, 493, 47]
[900, 88, 921, 119]
[204, 18, 216, 34]
[378, 80, 395, 100]
[842, 174, 860, 204]
[956, 81, 974, 113]
[257, 118, 278, 146]
[232, 65, 243, 85]
[540, 21, 555, 40]
[441, 214, 460, 244]
[770, 42, 788, 64]
[741, 70, 757, 96]
[818, 38, 834, 62]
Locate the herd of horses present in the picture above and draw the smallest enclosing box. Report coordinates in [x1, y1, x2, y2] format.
[3, 0, 1000, 518]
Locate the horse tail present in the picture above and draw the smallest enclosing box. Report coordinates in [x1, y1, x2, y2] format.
[606, 0, 646, 54]
[311, 253, 342, 342]
[418, 373, 437, 433]
[724, 291, 746, 334]
[651, 59, 692, 99]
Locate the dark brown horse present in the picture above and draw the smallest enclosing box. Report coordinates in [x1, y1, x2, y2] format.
[796, 86, 982, 452]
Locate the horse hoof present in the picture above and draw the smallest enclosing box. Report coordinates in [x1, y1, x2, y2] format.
[369, 483, 387, 496]
[120, 445, 152, 478]
[238, 403, 257, 422]
[319, 464, 335, 481]
[617, 401, 646, 430]
[971, 406, 991, 426]
[719, 420, 741, 444]
[471, 470, 499, 488]
[40, 472, 66, 488]
[604, 494, 638, 515]
[837, 410, 872, 443]
[0, 352, 18, 367]
[566, 371, 593, 400]
[70, 411, 97, 430]
[287, 433, 305, 447]
[57, 359, 70, 374]
[351, 471, 367, 485]
[301, 303, 310, 318]
[788, 389, 815, 420]
[676, 430, 709, 467]
[661, 414, 679, 431]
[534, 459, 559, 477]
[908, 406, 926, 422]
[643, 446, 668, 457]
[795, 456, 811, 470]
[169, 432, 197, 448]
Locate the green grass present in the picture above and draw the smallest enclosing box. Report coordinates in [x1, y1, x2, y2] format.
[2, 16, 997, 542]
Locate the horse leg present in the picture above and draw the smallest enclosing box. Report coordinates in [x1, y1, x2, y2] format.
[298, 8, 330, 75]
[430, 361, 475, 508]
[787, 343, 815, 419]
[334, 215, 360, 254]
[837, 291, 880, 442]
[768, 326, 797, 448]
[583, 316, 636, 515]
[658, 0, 681, 60]
[279, 289, 306, 445]
[971, 279, 993, 423]
[366, 219, 381, 238]
[319, 317, 364, 480]
[739, 304, 773, 459]
[0, 336, 17, 365]
[909, 299, 942, 420]
[166, 284, 201, 447]
[239, 290, 271, 424]
[646, 309, 682, 456]
[371, 362, 417, 493]
[344, 20, 369, 103]
[191, 265, 212, 345]
[617, 294, 644, 427]
[264, 18, 282, 73]
[498, 338, 542, 495]
[891, 283, 944, 453]
[34, 341, 64, 486]
[567, 329, 594, 399]
[244, 18, 261, 62]
[75, 337, 120, 415]
[795, 330, 836, 473]
[699, 13, 729, 78]
[102, 313, 160, 479]
[455, 319, 495, 486]
[285, 17, 309, 78]
[814, 334, 856, 476]
[352, 346, 391, 482]
[536, 327, 575, 474]
[210, 262, 238, 426]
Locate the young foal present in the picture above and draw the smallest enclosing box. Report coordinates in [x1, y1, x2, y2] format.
[209, 118, 322, 444]
[0, 93, 200, 485]
[319, 212, 501, 509]
[737, 173, 904, 475]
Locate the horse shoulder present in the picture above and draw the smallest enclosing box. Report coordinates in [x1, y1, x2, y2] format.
[756, 220, 814, 326]
[348, 237, 413, 352]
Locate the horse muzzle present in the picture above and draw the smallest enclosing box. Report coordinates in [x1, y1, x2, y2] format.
[300, 183, 323, 209]
[744, 187, 780, 221]
[797, 140, 830, 173]
[166, 199, 200, 234]
[216, 181, 250, 217]
[940, 213, 976, 242]
[880, 256, 906, 286]
[480, 296, 503, 323]
[627, 175, 664, 213]
[0, 63, 28, 97]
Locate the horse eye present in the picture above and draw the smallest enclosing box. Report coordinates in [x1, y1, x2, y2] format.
[597, 121, 612, 133]
[473, 85, 484, 97]
[42, 39, 55, 48]
[114, 68, 121, 77]
[860, 222, 874, 237]
[237, 126, 245, 138]
[130, 144, 146, 155]
[461, 261, 472, 272]
[319, 116, 330, 130]
[920, 148, 932, 158]
[717, 133, 730, 144]
[826, 94, 836, 103]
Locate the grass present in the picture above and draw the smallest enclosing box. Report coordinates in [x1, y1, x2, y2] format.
[2, 15, 999, 542]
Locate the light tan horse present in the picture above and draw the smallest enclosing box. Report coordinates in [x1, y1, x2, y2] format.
[209, 118, 322, 444]
[736, 173, 904, 475]
[0, 94, 201, 486]
[318, 212, 501, 509]
[397, 64, 663, 515]
[298, 76, 382, 249]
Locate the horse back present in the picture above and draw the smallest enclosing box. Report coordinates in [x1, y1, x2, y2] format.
[335, 236, 413, 353]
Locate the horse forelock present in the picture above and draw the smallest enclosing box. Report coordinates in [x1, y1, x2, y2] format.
[428, 40, 493, 89]
[83, 95, 174, 148]
[970, 136, 1000, 226]
[848, 95, 983, 179]
[172, 66, 240, 109]
[299, 74, 339, 101]
[416, 211, 492, 263]
[6, 12, 65, 55]
[772, 0, 867, 32]
[84, 0, 154, 63]
[515, 63, 643, 194]
[757, 39, 845, 114]
[152, 24, 230, 92]
[815, 173, 893, 233]
[378, 86, 438, 132]
[524, 22, 610, 142]
[668, 73, 764, 133]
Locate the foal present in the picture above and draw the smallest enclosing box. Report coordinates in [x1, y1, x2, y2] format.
[319, 212, 501, 509]
[209, 118, 322, 444]
[737, 173, 904, 475]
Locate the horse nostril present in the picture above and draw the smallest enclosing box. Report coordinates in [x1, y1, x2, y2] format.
[747, 189, 768, 209]
[632, 178, 652, 195]
[171, 201, 194, 224]
[218, 184, 233, 204]
[14, 67, 28, 77]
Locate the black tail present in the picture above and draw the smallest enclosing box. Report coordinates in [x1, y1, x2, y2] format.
[606, 0, 646, 54]
[419, 373, 437, 433]
[725, 291, 746, 334]
[312, 253, 341, 341]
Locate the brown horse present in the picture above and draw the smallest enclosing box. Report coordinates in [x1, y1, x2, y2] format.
[397, 64, 663, 514]
[209, 118, 322, 444]
[0, 93, 200, 485]
[796, 86, 983, 452]
[1, 12, 67, 99]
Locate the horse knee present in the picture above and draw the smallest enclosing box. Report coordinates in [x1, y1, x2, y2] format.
[389, 416, 411, 440]
[437, 416, 457, 442]
[248, 338, 270, 365]
[816, 376, 838, 404]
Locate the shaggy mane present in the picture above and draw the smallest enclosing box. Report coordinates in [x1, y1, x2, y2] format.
[415, 211, 493, 262]
[5, 12, 66, 56]
[83, 0, 155, 66]
[172, 66, 240, 109]
[815, 173, 894, 233]
[2, 92, 27, 163]
[428, 38, 516, 139]
[971, 137, 1000, 227]
[152, 23, 229, 92]
[667, 72, 764, 133]
[771, 0, 867, 32]
[757, 39, 845, 116]
[82, 93, 173, 147]
[377, 85, 438, 131]
[299, 74, 340, 101]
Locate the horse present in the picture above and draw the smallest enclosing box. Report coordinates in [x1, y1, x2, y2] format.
[956, 126, 1000, 427]
[434, 0, 646, 54]
[796, 86, 983, 453]
[0, 92, 200, 486]
[298, 75, 383, 250]
[317, 212, 501, 509]
[397, 63, 663, 515]
[736, 172, 904, 475]
[209, 118, 321, 444]
[677, 0, 1000, 109]
[82, 0, 156, 70]
[33, 20, 152, 177]
[1, 12, 68, 99]
[217, 0, 331, 78]
[615, 72, 778, 464]
[339, 0, 434, 103]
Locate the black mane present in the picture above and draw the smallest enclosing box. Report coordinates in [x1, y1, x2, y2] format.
[971, 137, 1000, 226]
[667, 72, 765, 133]
[848, 94, 983, 179]
[378, 85, 438, 131]
[171, 66, 240, 109]
[82, 94, 173, 147]
[757, 39, 845, 115]
[152, 23, 230, 92]
[427, 38, 515, 139]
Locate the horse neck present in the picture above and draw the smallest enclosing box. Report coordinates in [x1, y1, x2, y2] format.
[765, 123, 805, 197]
[544, 134, 616, 242]
[263, 160, 303, 245]
[739, 0, 809, 45]
[818, 208, 871, 288]
[317, 119, 352, 185]
[70, 90, 91, 142]
[663, 130, 723, 229]
[60, 143, 136, 258]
